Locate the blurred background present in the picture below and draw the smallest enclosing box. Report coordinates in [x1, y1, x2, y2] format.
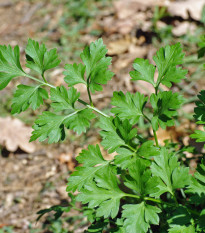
[0, 0, 205, 232]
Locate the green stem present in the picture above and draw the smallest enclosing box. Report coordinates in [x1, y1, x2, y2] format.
[42, 72, 48, 83]
[153, 130, 159, 147]
[172, 192, 179, 206]
[24, 73, 55, 88]
[87, 85, 94, 106]
[142, 113, 151, 123]
[86, 76, 93, 107]
[24, 73, 109, 119]
[126, 145, 137, 152]
[142, 113, 159, 147]
[142, 112, 159, 147]
[78, 99, 109, 118]
[63, 109, 84, 121]
[155, 85, 158, 95]
[123, 193, 141, 200]
[123, 193, 200, 216]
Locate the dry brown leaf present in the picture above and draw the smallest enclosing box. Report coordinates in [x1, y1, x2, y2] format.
[0, 117, 35, 153]
[172, 22, 196, 37]
[168, 0, 205, 21]
[114, 0, 166, 19]
[155, 126, 179, 145]
[58, 152, 75, 171]
[102, 0, 165, 35]
[113, 44, 148, 70]
[107, 39, 131, 55]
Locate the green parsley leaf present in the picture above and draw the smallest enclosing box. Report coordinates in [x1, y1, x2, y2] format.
[67, 145, 110, 192]
[0, 45, 25, 90]
[111, 91, 148, 124]
[64, 63, 87, 87]
[87, 219, 109, 232]
[198, 35, 205, 59]
[198, 209, 205, 230]
[64, 39, 114, 92]
[114, 148, 135, 169]
[124, 158, 152, 195]
[31, 86, 95, 142]
[25, 39, 60, 75]
[64, 108, 95, 134]
[77, 165, 125, 219]
[193, 90, 205, 124]
[168, 225, 195, 233]
[30, 112, 67, 143]
[31, 108, 95, 142]
[151, 148, 190, 197]
[161, 66, 187, 88]
[50, 86, 80, 112]
[187, 159, 205, 196]
[191, 130, 205, 142]
[122, 202, 161, 233]
[99, 116, 137, 153]
[153, 43, 185, 86]
[150, 91, 184, 130]
[51, 86, 95, 134]
[114, 141, 159, 169]
[191, 91, 205, 143]
[168, 206, 193, 232]
[76, 144, 107, 167]
[138, 140, 160, 158]
[11, 84, 48, 114]
[130, 58, 156, 87]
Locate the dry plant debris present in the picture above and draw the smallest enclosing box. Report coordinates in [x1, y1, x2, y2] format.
[0, 117, 35, 153]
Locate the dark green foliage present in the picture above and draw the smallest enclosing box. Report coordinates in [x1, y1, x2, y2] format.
[0, 39, 204, 233]
[64, 38, 114, 93]
[26, 39, 60, 75]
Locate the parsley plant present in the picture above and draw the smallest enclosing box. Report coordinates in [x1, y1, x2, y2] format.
[0, 38, 205, 232]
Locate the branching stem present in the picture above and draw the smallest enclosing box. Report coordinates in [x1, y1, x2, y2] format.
[42, 72, 48, 83]
[24, 73, 55, 88]
[153, 130, 159, 147]
[78, 99, 109, 118]
[24, 72, 110, 119]
[142, 113, 159, 147]
[124, 193, 199, 216]
[87, 76, 94, 106]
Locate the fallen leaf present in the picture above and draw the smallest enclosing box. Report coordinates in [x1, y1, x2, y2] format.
[0, 117, 35, 153]
[58, 153, 75, 171]
[102, 0, 165, 35]
[155, 126, 179, 145]
[113, 45, 148, 70]
[107, 39, 130, 55]
[168, 0, 205, 21]
[172, 22, 196, 37]
[114, 0, 165, 19]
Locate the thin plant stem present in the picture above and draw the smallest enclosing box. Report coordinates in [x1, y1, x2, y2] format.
[24, 73, 110, 119]
[143, 113, 151, 123]
[87, 76, 93, 106]
[153, 130, 159, 147]
[126, 144, 137, 152]
[42, 73, 48, 83]
[143, 113, 159, 147]
[24, 73, 55, 88]
[78, 99, 109, 118]
[155, 85, 159, 95]
[87, 85, 94, 106]
[123, 193, 199, 216]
